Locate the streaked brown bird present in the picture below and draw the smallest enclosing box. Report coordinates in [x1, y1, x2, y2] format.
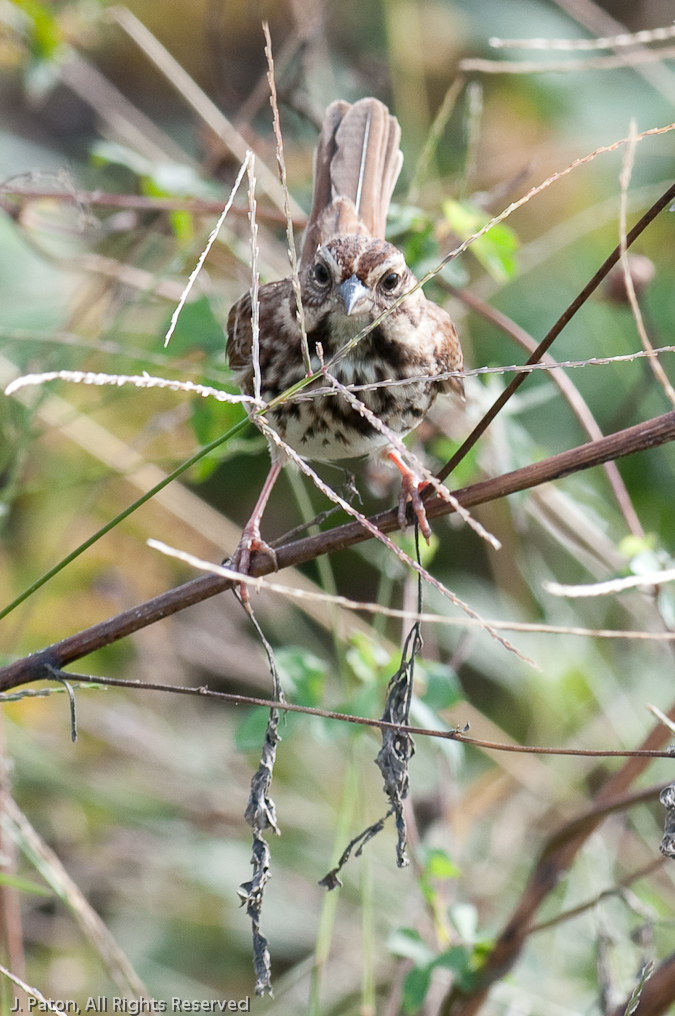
[227, 97, 464, 584]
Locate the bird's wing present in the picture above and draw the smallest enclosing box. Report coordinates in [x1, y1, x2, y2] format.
[226, 279, 295, 396]
[425, 300, 465, 399]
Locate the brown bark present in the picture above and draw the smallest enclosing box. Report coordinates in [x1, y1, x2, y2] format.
[1, 409, 674, 693]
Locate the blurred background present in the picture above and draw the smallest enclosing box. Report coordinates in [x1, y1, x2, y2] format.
[2, 0, 675, 1013]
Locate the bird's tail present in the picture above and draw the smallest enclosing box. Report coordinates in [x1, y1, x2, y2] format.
[300, 98, 403, 266]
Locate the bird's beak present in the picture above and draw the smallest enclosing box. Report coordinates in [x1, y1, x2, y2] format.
[337, 274, 370, 316]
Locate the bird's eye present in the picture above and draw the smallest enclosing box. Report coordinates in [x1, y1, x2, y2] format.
[381, 271, 400, 291]
[314, 263, 330, 285]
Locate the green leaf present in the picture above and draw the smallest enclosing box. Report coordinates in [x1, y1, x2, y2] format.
[401, 965, 433, 1014]
[434, 946, 474, 990]
[443, 199, 519, 283]
[163, 296, 226, 357]
[346, 632, 392, 684]
[169, 210, 195, 243]
[24, 56, 61, 101]
[417, 255, 470, 288]
[388, 927, 435, 967]
[140, 175, 195, 242]
[386, 202, 431, 240]
[234, 650, 326, 752]
[627, 548, 663, 576]
[189, 391, 248, 463]
[187, 437, 250, 483]
[14, 0, 62, 59]
[234, 707, 272, 754]
[469, 939, 494, 967]
[429, 435, 479, 489]
[143, 163, 216, 198]
[658, 585, 675, 629]
[91, 140, 152, 176]
[276, 648, 326, 706]
[386, 203, 469, 283]
[422, 847, 460, 880]
[332, 684, 383, 732]
[191, 397, 221, 446]
[91, 142, 217, 200]
[449, 903, 479, 943]
[419, 661, 463, 711]
[394, 217, 437, 276]
[618, 534, 657, 559]
[392, 936, 475, 1012]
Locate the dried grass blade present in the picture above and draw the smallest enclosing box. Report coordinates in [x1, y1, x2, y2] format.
[460, 45, 675, 74]
[164, 153, 252, 347]
[108, 6, 302, 216]
[2, 797, 148, 998]
[5, 369, 260, 406]
[544, 567, 675, 598]
[147, 539, 675, 642]
[618, 121, 675, 407]
[490, 25, 675, 51]
[0, 964, 63, 1015]
[262, 22, 311, 376]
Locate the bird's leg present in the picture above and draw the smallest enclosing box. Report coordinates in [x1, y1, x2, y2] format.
[387, 449, 432, 542]
[229, 461, 281, 601]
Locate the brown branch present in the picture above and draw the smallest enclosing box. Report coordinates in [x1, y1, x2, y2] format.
[435, 179, 675, 484]
[1, 409, 675, 692]
[439, 708, 675, 1016]
[283, 409, 675, 563]
[0, 188, 306, 228]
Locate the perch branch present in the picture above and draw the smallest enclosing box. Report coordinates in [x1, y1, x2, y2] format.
[1, 409, 675, 691]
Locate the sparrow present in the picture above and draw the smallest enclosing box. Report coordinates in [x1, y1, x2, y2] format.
[227, 97, 464, 585]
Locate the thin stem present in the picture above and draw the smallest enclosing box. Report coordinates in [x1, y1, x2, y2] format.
[528, 858, 664, 935]
[308, 757, 358, 1016]
[0, 187, 305, 226]
[4, 671, 675, 760]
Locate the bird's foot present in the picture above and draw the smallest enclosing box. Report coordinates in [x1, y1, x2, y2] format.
[229, 522, 278, 604]
[386, 449, 432, 541]
[397, 471, 432, 543]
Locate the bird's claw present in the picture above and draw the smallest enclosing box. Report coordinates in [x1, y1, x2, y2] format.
[397, 474, 432, 543]
[229, 524, 278, 603]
